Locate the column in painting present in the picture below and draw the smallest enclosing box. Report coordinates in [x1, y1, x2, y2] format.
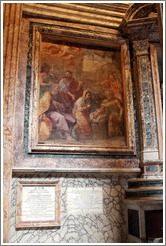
[132, 39, 162, 178]
[3, 3, 22, 243]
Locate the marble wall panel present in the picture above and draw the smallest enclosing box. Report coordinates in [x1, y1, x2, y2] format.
[10, 173, 129, 244]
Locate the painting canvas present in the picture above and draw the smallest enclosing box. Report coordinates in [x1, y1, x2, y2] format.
[37, 40, 125, 149]
[28, 26, 136, 156]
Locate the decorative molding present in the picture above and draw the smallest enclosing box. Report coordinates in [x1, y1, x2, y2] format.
[119, 3, 159, 42]
[140, 160, 163, 165]
[124, 3, 157, 21]
[22, 3, 130, 29]
[12, 168, 141, 175]
[132, 40, 149, 56]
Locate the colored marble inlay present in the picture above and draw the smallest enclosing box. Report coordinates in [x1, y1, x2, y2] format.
[146, 165, 158, 173]
[146, 59, 158, 149]
[140, 58, 158, 148]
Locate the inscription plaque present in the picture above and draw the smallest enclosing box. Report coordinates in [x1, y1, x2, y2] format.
[16, 181, 61, 228]
[22, 186, 55, 221]
[67, 187, 103, 214]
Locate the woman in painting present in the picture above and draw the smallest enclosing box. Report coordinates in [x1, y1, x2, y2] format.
[72, 90, 92, 140]
[39, 63, 54, 99]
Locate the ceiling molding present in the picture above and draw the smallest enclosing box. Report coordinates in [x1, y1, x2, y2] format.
[22, 3, 131, 29]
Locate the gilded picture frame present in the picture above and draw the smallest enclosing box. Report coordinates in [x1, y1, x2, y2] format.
[28, 24, 136, 156]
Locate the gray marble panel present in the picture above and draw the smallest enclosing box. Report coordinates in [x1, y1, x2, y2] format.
[10, 173, 129, 243]
[146, 165, 158, 172]
[141, 58, 158, 148]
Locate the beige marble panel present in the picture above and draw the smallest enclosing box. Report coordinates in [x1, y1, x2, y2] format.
[3, 3, 22, 243]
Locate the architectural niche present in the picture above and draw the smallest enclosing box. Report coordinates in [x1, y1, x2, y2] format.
[3, 2, 163, 244]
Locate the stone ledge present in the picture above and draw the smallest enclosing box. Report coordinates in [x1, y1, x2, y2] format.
[12, 167, 141, 175]
[124, 197, 163, 203]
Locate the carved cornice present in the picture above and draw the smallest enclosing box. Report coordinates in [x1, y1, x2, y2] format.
[140, 160, 163, 166]
[119, 17, 159, 42]
[119, 3, 160, 42]
[123, 3, 157, 21]
[132, 39, 149, 56]
[22, 3, 130, 29]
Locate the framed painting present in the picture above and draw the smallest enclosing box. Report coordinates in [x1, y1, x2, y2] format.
[29, 24, 136, 155]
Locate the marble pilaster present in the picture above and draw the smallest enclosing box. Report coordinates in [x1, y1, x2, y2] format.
[3, 3, 22, 243]
[120, 4, 163, 243]
[132, 40, 159, 166]
[149, 43, 163, 160]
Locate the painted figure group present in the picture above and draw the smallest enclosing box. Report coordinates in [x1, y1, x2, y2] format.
[38, 63, 124, 142]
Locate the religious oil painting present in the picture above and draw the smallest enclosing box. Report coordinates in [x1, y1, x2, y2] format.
[29, 29, 136, 155]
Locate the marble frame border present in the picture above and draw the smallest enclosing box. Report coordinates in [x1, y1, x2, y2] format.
[12, 20, 139, 173]
[16, 180, 61, 228]
[29, 23, 136, 156]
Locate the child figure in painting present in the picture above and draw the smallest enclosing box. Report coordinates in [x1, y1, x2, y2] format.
[90, 105, 108, 140]
[90, 106, 108, 124]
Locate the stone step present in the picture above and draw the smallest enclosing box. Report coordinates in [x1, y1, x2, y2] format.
[128, 179, 163, 188]
[124, 196, 163, 201]
[126, 186, 163, 191]
[125, 187, 163, 198]
[129, 178, 163, 181]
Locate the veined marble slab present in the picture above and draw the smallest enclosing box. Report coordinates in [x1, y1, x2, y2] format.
[67, 187, 103, 214]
